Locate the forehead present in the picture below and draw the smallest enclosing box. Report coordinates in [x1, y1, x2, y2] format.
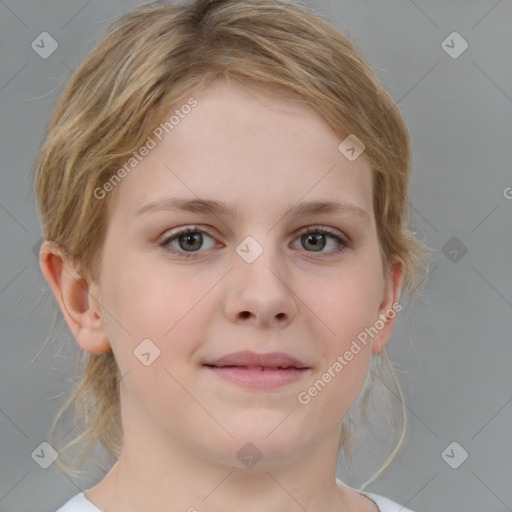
[107, 78, 373, 222]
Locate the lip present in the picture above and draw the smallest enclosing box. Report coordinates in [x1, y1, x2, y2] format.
[203, 351, 312, 390]
[204, 351, 310, 369]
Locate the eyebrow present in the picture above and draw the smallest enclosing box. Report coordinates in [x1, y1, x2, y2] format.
[136, 197, 370, 224]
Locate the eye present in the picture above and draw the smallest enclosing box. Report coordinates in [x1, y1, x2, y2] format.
[159, 225, 350, 259]
[160, 226, 217, 258]
[291, 226, 350, 257]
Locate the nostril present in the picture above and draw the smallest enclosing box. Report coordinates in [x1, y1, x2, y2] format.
[240, 311, 251, 319]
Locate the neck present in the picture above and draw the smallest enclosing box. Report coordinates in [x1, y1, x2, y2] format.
[90, 438, 347, 511]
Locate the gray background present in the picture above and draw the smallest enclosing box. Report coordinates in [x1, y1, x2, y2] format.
[1, 0, 511, 511]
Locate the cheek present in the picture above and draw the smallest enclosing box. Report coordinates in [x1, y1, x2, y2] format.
[97, 262, 210, 430]
[302, 251, 383, 404]
[314, 255, 384, 346]
[99, 253, 214, 374]
[298, 284, 376, 427]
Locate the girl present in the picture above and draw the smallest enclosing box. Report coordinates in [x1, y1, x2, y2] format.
[35, 0, 430, 510]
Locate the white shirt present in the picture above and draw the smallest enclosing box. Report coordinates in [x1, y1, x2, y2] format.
[55, 485, 416, 512]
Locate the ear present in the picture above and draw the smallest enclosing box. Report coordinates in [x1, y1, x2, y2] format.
[39, 241, 111, 354]
[372, 257, 404, 355]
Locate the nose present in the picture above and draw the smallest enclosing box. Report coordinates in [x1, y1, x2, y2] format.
[224, 246, 298, 329]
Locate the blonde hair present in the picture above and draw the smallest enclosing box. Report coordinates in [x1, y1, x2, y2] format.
[34, 0, 430, 485]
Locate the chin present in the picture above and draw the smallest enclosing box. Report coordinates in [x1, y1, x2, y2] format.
[196, 421, 317, 470]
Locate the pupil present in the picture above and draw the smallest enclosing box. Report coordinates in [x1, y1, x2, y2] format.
[304, 233, 325, 251]
[180, 232, 202, 251]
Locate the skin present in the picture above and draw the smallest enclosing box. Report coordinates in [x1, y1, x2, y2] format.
[41, 78, 402, 512]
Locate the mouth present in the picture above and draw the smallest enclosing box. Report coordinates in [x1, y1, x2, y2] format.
[204, 365, 305, 370]
[202, 351, 312, 389]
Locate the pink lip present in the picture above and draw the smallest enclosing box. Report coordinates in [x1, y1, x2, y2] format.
[203, 351, 312, 389]
[204, 350, 310, 369]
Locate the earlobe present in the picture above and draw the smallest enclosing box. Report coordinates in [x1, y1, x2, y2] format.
[39, 241, 111, 355]
[372, 258, 404, 355]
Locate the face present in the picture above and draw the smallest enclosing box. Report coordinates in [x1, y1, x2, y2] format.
[89, 78, 399, 468]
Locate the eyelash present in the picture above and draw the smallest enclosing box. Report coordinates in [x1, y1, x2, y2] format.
[159, 225, 351, 260]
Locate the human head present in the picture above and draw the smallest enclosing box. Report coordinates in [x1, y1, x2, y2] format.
[34, 0, 429, 477]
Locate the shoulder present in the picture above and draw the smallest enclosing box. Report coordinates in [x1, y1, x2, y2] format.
[360, 490, 418, 512]
[55, 492, 103, 512]
[336, 479, 417, 512]
[56, 488, 417, 512]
